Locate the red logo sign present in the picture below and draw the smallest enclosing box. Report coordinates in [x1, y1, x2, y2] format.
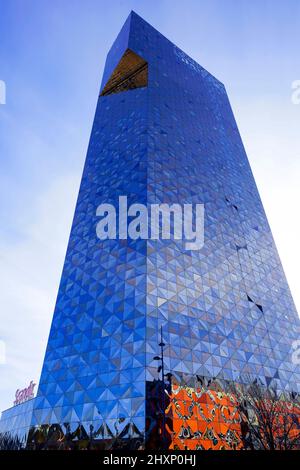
[14, 380, 36, 406]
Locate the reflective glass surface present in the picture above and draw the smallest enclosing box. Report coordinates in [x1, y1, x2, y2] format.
[1, 12, 299, 450]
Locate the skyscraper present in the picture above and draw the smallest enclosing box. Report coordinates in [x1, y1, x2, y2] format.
[1, 11, 299, 450]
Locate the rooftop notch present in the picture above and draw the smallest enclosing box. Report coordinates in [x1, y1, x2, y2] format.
[100, 48, 148, 97]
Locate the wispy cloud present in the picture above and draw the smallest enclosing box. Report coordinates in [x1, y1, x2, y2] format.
[0, 174, 79, 411]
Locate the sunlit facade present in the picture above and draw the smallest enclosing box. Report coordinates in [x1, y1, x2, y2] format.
[1, 11, 300, 450]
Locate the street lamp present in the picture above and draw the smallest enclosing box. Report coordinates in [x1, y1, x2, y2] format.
[153, 325, 167, 447]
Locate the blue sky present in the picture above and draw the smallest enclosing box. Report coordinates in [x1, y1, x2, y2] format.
[0, 0, 299, 412]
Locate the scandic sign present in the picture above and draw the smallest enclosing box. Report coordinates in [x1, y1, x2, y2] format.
[14, 381, 36, 406]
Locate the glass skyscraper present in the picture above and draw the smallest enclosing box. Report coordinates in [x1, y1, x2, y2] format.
[1, 11, 299, 450]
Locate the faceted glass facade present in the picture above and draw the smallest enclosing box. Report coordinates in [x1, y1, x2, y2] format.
[0, 399, 34, 449]
[1, 11, 300, 450]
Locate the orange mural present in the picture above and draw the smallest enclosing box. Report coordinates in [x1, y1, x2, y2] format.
[165, 383, 243, 450]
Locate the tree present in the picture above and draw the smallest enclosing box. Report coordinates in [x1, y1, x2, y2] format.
[230, 379, 300, 450]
